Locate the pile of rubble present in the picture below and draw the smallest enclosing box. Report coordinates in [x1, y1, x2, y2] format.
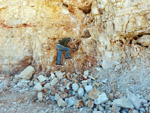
[13, 66, 150, 113]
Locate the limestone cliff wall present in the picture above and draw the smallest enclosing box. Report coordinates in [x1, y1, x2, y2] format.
[0, 0, 150, 74]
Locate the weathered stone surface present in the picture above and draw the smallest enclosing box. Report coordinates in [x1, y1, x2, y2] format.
[16, 79, 30, 87]
[68, 97, 76, 107]
[74, 100, 84, 108]
[127, 90, 141, 110]
[55, 71, 65, 80]
[0, 0, 150, 75]
[57, 98, 67, 107]
[37, 92, 43, 101]
[93, 111, 102, 113]
[85, 85, 93, 93]
[88, 89, 99, 100]
[94, 93, 108, 105]
[137, 35, 150, 47]
[50, 78, 58, 86]
[72, 83, 79, 92]
[87, 99, 94, 108]
[44, 83, 50, 89]
[54, 93, 60, 101]
[145, 94, 150, 101]
[34, 83, 43, 91]
[77, 87, 84, 98]
[37, 75, 47, 82]
[113, 98, 134, 109]
[15, 66, 35, 80]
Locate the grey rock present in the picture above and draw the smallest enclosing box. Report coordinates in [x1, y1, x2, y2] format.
[98, 105, 104, 111]
[145, 94, 150, 101]
[55, 71, 65, 79]
[112, 106, 121, 113]
[82, 79, 91, 85]
[72, 83, 79, 92]
[85, 85, 93, 93]
[68, 97, 76, 107]
[140, 99, 147, 104]
[140, 108, 145, 113]
[50, 78, 58, 86]
[84, 70, 89, 76]
[37, 92, 43, 101]
[37, 75, 47, 82]
[94, 93, 108, 105]
[129, 109, 139, 113]
[44, 83, 51, 89]
[93, 111, 102, 113]
[15, 66, 35, 80]
[113, 98, 134, 109]
[127, 90, 141, 110]
[54, 93, 60, 101]
[34, 83, 43, 91]
[17, 79, 30, 87]
[57, 98, 67, 107]
[77, 88, 84, 98]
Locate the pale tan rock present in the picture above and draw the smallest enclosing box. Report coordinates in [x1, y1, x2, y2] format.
[57, 98, 67, 107]
[137, 35, 150, 47]
[16, 66, 35, 80]
[88, 89, 100, 100]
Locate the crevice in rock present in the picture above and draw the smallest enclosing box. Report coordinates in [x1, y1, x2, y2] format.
[79, 7, 91, 14]
[62, 3, 68, 8]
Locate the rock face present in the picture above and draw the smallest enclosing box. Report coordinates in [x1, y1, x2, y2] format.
[0, 0, 150, 77]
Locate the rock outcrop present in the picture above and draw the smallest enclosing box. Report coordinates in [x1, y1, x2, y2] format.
[0, 0, 150, 76]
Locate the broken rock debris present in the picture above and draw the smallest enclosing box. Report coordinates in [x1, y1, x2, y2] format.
[11, 67, 149, 112]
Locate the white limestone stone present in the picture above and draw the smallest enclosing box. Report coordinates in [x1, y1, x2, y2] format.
[94, 93, 108, 105]
[37, 92, 43, 101]
[78, 88, 84, 98]
[72, 83, 79, 92]
[34, 83, 43, 91]
[37, 75, 47, 82]
[85, 85, 93, 93]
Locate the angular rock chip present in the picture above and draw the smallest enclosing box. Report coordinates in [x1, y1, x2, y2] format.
[88, 89, 99, 100]
[113, 98, 134, 109]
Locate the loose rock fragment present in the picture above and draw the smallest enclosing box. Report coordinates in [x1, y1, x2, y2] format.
[82, 79, 91, 85]
[127, 90, 141, 110]
[74, 100, 84, 108]
[50, 78, 58, 86]
[87, 99, 94, 108]
[68, 97, 76, 107]
[44, 83, 50, 89]
[34, 83, 43, 91]
[85, 85, 93, 93]
[15, 66, 35, 80]
[55, 71, 65, 79]
[72, 83, 79, 92]
[37, 75, 47, 82]
[17, 79, 30, 87]
[57, 98, 67, 107]
[37, 92, 43, 101]
[94, 93, 108, 105]
[77, 88, 84, 98]
[93, 111, 102, 113]
[88, 89, 99, 100]
[113, 98, 134, 109]
[84, 70, 89, 76]
[54, 93, 60, 101]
